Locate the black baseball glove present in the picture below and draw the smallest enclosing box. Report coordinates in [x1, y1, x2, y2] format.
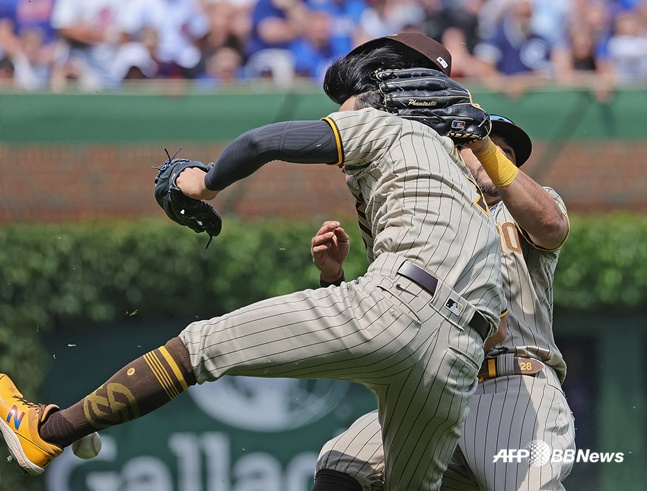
[154, 148, 222, 246]
[375, 68, 491, 142]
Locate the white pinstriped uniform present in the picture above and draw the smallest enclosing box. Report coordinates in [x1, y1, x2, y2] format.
[180, 108, 505, 491]
[315, 187, 576, 490]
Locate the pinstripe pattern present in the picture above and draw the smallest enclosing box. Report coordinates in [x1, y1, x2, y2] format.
[442, 366, 575, 490]
[314, 188, 575, 490]
[489, 188, 569, 382]
[330, 108, 504, 327]
[352, 192, 375, 261]
[180, 109, 505, 491]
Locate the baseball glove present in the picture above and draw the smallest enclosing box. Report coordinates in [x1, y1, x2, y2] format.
[375, 68, 491, 142]
[154, 148, 222, 247]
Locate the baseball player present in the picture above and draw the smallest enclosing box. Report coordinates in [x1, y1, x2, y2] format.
[0, 33, 505, 490]
[309, 115, 576, 491]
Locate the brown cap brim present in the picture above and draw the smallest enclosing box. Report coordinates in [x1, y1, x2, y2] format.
[347, 32, 452, 76]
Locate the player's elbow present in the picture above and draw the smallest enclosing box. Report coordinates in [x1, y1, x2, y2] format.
[237, 128, 275, 163]
[537, 213, 570, 250]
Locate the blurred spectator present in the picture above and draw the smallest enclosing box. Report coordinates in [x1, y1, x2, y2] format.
[201, 0, 254, 56]
[553, 20, 615, 80]
[609, 0, 644, 16]
[431, 0, 484, 78]
[567, 0, 614, 49]
[109, 41, 158, 84]
[568, 24, 602, 71]
[0, 0, 56, 90]
[0, 0, 57, 45]
[0, 0, 641, 91]
[356, 0, 425, 43]
[1, 27, 52, 90]
[118, 0, 210, 79]
[245, 0, 308, 86]
[49, 0, 127, 91]
[473, 0, 554, 94]
[441, 0, 482, 50]
[530, 0, 571, 46]
[0, 53, 14, 85]
[306, 0, 367, 55]
[196, 45, 245, 88]
[291, 9, 347, 80]
[417, 0, 444, 41]
[607, 10, 647, 83]
[477, 0, 511, 40]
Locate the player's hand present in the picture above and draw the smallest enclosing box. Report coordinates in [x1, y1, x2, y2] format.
[176, 167, 218, 201]
[311, 221, 350, 282]
[484, 316, 508, 351]
[464, 136, 490, 154]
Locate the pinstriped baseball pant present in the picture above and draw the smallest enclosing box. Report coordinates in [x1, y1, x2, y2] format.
[179, 253, 487, 491]
[315, 365, 575, 491]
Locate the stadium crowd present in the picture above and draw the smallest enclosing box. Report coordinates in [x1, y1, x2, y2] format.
[0, 0, 646, 92]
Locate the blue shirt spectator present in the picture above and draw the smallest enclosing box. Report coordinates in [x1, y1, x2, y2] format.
[246, 0, 306, 56]
[0, 0, 56, 44]
[306, 0, 366, 54]
[474, 0, 553, 77]
[291, 9, 347, 80]
[245, 0, 307, 86]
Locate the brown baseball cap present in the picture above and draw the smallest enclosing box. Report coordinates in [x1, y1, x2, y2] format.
[347, 32, 452, 76]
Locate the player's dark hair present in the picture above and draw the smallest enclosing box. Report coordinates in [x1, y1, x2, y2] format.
[323, 45, 438, 106]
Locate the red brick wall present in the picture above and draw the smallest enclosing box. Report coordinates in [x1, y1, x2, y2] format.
[524, 141, 647, 212]
[1, 139, 646, 225]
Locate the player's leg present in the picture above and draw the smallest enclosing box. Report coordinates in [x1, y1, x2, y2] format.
[509, 367, 575, 490]
[0, 270, 421, 476]
[1, 257, 486, 488]
[312, 411, 483, 491]
[310, 312, 483, 491]
[183, 263, 485, 490]
[314, 410, 384, 491]
[0, 337, 193, 474]
[309, 329, 483, 491]
[178, 273, 429, 383]
[0, 337, 194, 475]
[375, 314, 482, 491]
[457, 365, 575, 490]
[439, 445, 480, 491]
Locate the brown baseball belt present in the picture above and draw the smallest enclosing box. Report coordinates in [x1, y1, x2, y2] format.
[478, 354, 545, 383]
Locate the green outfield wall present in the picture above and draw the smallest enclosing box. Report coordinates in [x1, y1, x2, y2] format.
[1, 85, 646, 144]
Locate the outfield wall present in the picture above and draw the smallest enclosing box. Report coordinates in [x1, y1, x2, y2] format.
[2, 85, 647, 226]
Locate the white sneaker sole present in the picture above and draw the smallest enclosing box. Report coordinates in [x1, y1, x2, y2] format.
[0, 417, 44, 475]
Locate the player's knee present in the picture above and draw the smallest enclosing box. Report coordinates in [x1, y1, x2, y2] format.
[312, 469, 363, 491]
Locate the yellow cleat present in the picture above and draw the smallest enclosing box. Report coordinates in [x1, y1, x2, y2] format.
[0, 374, 63, 475]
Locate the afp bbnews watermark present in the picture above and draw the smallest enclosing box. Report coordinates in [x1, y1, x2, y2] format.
[493, 440, 624, 466]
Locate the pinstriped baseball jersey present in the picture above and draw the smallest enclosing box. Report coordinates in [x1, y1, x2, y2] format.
[439, 186, 575, 490]
[489, 186, 569, 382]
[180, 107, 506, 491]
[314, 186, 575, 491]
[324, 108, 505, 327]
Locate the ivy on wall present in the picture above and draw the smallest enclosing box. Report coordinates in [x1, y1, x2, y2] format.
[555, 213, 647, 310]
[2, 213, 646, 385]
[0, 213, 646, 489]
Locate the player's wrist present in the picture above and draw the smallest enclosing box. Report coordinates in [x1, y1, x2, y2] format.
[473, 140, 519, 187]
[319, 269, 345, 287]
[466, 137, 490, 154]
